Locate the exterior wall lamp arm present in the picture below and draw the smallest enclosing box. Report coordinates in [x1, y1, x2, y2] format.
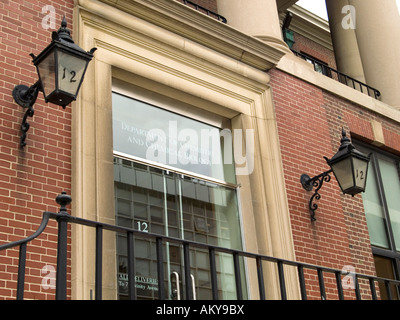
[13, 80, 43, 148]
[300, 168, 333, 222]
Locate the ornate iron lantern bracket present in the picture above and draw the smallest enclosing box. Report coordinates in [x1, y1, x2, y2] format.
[300, 169, 333, 222]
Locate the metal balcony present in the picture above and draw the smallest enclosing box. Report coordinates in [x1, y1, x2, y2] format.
[0, 193, 399, 300]
[292, 50, 381, 100]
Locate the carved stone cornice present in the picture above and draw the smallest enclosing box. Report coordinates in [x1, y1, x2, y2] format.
[77, 0, 288, 70]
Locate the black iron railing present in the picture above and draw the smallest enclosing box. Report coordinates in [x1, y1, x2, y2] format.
[291, 50, 381, 100]
[181, 0, 227, 23]
[1, 192, 399, 300]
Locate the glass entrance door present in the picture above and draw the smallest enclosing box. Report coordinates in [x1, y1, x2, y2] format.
[114, 158, 247, 300]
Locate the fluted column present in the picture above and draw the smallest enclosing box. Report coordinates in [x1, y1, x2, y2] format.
[349, 0, 400, 107]
[217, 0, 289, 52]
[325, 0, 365, 82]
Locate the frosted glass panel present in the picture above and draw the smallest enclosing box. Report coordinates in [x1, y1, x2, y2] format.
[331, 158, 352, 191]
[57, 51, 87, 94]
[353, 157, 368, 189]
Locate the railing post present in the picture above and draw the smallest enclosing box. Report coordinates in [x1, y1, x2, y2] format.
[369, 278, 378, 300]
[95, 225, 103, 300]
[233, 252, 243, 300]
[354, 274, 361, 300]
[385, 281, 393, 300]
[277, 260, 287, 300]
[335, 271, 344, 300]
[156, 237, 165, 300]
[55, 192, 72, 300]
[16, 243, 27, 300]
[183, 243, 193, 300]
[209, 248, 219, 300]
[297, 265, 307, 300]
[127, 232, 136, 300]
[256, 257, 266, 300]
[317, 268, 326, 300]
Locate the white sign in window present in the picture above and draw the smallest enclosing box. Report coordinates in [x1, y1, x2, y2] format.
[112, 92, 238, 184]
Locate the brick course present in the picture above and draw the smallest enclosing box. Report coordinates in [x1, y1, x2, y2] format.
[0, 0, 74, 299]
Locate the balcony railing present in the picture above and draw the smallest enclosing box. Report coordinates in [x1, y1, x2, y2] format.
[180, 0, 227, 23]
[0, 192, 399, 300]
[292, 50, 381, 100]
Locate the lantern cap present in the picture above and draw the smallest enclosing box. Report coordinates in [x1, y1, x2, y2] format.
[31, 17, 96, 66]
[325, 128, 370, 166]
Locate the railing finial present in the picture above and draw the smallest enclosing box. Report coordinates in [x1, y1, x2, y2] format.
[56, 191, 72, 213]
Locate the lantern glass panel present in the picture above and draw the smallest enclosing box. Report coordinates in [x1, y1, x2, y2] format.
[331, 157, 352, 192]
[57, 50, 88, 96]
[37, 51, 56, 99]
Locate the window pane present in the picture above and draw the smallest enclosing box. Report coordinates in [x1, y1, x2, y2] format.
[374, 255, 399, 300]
[114, 158, 247, 300]
[362, 163, 390, 249]
[378, 157, 400, 251]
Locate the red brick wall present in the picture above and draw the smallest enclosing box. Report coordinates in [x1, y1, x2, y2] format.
[292, 33, 337, 70]
[0, 0, 74, 299]
[269, 68, 400, 299]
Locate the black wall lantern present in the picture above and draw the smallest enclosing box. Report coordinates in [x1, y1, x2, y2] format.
[300, 129, 370, 221]
[12, 17, 96, 148]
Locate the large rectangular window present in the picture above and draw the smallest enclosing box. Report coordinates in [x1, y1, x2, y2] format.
[357, 143, 400, 299]
[112, 89, 247, 300]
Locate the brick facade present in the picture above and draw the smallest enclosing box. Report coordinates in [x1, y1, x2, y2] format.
[0, 0, 74, 299]
[270, 67, 400, 299]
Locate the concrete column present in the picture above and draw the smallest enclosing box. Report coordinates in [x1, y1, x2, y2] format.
[217, 0, 289, 51]
[349, 0, 400, 107]
[325, 0, 365, 82]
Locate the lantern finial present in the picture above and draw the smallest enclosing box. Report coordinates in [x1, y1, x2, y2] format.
[53, 16, 73, 43]
[338, 127, 351, 150]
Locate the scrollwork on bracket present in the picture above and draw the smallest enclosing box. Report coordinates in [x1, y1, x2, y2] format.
[300, 169, 333, 222]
